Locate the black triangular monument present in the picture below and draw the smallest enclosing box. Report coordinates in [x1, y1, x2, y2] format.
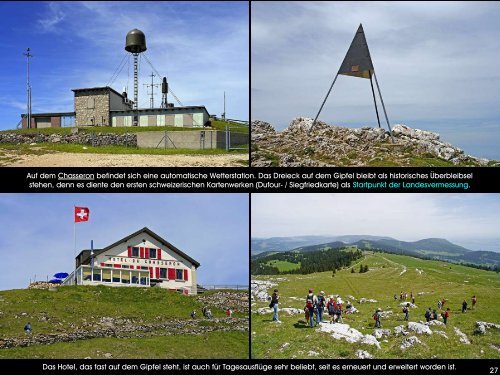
[312, 24, 393, 141]
[338, 24, 373, 79]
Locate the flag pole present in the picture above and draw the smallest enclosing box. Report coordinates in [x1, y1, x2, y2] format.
[73, 206, 76, 285]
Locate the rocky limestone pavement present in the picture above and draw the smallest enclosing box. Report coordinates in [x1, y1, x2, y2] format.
[454, 327, 471, 344]
[408, 322, 433, 335]
[251, 280, 277, 302]
[394, 325, 409, 336]
[255, 307, 302, 316]
[0, 317, 248, 349]
[251, 117, 497, 167]
[434, 330, 448, 339]
[356, 349, 373, 359]
[359, 298, 378, 303]
[400, 336, 422, 350]
[424, 320, 445, 327]
[373, 329, 391, 339]
[400, 302, 418, 309]
[317, 322, 381, 349]
[0, 132, 137, 147]
[197, 291, 249, 314]
[475, 321, 500, 335]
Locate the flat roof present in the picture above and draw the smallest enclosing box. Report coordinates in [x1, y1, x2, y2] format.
[72, 86, 126, 99]
[21, 112, 75, 118]
[110, 106, 209, 114]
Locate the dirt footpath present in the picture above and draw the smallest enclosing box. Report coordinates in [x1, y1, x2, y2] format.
[2, 151, 248, 167]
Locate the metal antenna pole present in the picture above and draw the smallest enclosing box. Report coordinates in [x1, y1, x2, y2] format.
[312, 73, 339, 130]
[222, 91, 226, 121]
[133, 53, 138, 110]
[143, 72, 160, 109]
[373, 72, 394, 143]
[23, 48, 33, 129]
[368, 70, 381, 129]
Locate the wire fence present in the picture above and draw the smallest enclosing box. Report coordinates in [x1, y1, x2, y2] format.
[199, 284, 249, 291]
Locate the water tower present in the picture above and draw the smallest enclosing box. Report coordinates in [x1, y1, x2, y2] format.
[125, 29, 147, 113]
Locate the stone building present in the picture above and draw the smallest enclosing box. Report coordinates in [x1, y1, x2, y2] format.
[21, 86, 210, 129]
[64, 227, 200, 295]
[73, 87, 133, 127]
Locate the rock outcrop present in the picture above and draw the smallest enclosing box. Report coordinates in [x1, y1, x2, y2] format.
[0, 132, 137, 147]
[251, 118, 497, 167]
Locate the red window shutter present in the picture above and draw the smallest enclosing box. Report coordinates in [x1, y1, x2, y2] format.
[168, 268, 175, 280]
[184, 269, 188, 281]
[149, 267, 153, 278]
[113, 264, 121, 268]
[144, 248, 149, 259]
[157, 249, 161, 260]
[140, 247, 144, 258]
[156, 267, 160, 279]
[127, 246, 132, 257]
[100, 262, 104, 267]
[137, 265, 141, 270]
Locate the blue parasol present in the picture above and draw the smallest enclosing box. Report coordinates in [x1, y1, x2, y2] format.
[49, 279, 63, 284]
[53, 273, 69, 279]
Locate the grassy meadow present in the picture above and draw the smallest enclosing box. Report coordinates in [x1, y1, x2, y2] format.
[0, 286, 248, 358]
[251, 251, 500, 359]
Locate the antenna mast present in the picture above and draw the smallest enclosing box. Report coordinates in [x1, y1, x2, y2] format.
[222, 91, 226, 121]
[23, 48, 33, 129]
[143, 72, 160, 109]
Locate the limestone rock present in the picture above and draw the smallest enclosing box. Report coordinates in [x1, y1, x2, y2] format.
[373, 329, 391, 339]
[356, 349, 373, 359]
[408, 322, 432, 335]
[454, 327, 471, 344]
[251, 119, 495, 167]
[400, 336, 422, 350]
[317, 322, 381, 349]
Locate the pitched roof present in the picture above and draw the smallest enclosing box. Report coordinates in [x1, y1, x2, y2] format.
[76, 227, 200, 268]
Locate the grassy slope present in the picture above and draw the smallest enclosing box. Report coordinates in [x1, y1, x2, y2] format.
[265, 260, 301, 272]
[0, 331, 248, 359]
[251, 252, 500, 359]
[0, 286, 248, 358]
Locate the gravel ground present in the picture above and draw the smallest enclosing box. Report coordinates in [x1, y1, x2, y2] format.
[0, 150, 248, 167]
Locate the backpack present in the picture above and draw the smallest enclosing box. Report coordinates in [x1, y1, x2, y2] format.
[306, 295, 314, 309]
[425, 310, 431, 319]
[269, 301, 274, 308]
[317, 296, 325, 307]
[373, 313, 377, 320]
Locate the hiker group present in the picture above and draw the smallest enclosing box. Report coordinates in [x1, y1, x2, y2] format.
[304, 289, 346, 327]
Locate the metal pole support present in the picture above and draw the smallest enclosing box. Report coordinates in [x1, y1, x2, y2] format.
[312, 73, 339, 130]
[373, 72, 394, 143]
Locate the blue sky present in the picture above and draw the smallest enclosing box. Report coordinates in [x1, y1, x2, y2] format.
[252, 2, 500, 159]
[252, 193, 500, 252]
[0, 194, 249, 291]
[0, 1, 249, 128]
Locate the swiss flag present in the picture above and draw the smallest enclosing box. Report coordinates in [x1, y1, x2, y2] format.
[74, 207, 90, 222]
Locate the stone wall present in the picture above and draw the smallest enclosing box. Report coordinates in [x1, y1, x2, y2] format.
[0, 132, 137, 147]
[74, 91, 109, 127]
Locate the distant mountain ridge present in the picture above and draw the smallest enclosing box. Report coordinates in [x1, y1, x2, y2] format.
[251, 235, 500, 267]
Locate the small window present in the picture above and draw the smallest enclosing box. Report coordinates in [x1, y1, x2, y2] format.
[160, 268, 167, 279]
[149, 248, 157, 258]
[176, 269, 183, 280]
[132, 247, 139, 257]
[351, 65, 359, 72]
[87, 97, 95, 109]
[141, 266, 148, 270]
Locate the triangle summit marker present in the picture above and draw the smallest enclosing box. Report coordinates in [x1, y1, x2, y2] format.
[312, 24, 394, 142]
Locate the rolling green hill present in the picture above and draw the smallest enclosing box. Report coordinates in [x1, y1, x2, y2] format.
[251, 251, 500, 359]
[0, 286, 248, 359]
[252, 236, 500, 268]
